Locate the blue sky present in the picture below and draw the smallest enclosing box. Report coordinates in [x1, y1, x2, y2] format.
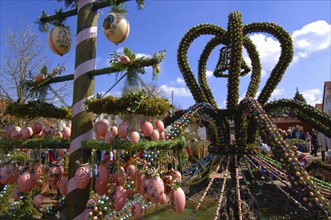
[1, 0, 330, 110]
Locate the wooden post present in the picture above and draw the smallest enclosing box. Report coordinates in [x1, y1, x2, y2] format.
[66, 0, 97, 219]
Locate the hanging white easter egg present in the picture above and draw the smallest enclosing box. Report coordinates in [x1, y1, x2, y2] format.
[48, 26, 72, 56]
[103, 12, 130, 45]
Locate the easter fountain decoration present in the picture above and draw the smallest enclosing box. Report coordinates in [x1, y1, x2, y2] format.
[159, 11, 331, 219]
[1, 4, 331, 219]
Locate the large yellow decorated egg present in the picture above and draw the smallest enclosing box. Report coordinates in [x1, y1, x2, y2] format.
[48, 26, 72, 56]
[103, 12, 130, 45]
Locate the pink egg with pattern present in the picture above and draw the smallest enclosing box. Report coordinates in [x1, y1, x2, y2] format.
[74, 165, 91, 189]
[20, 127, 33, 140]
[151, 129, 160, 141]
[118, 121, 130, 139]
[131, 203, 142, 219]
[33, 194, 43, 207]
[95, 178, 108, 196]
[32, 122, 43, 135]
[129, 131, 140, 144]
[17, 172, 33, 193]
[113, 186, 127, 211]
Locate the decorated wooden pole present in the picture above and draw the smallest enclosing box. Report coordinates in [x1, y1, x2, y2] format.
[66, 0, 97, 219]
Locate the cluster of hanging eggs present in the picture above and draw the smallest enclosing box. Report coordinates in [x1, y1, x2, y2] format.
[93, 119, 166, 144]
[48, 12, 129, 56]
[4, 122, 71, 141]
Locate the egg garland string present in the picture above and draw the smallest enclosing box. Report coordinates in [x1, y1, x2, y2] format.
[214, 157, 230, 220]
[247, 155, 308, 212]
[181, 154, 218, 185]
[188, 161, 221, 220]
[259, 155, 331, 190]
[234, 155, 243, 220]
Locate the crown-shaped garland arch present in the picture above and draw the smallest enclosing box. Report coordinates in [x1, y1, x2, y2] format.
[163, 11, 331, 218]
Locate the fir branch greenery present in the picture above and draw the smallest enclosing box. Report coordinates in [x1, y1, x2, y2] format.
[4, 100, 71, 120]
[85, 90, 172, 116]
[82, 138, 185, 151]
[0, 137, 70, 151]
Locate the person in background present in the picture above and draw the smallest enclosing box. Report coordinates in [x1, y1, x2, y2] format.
[310, 129, 318, 157]
[291, 125, 306, 152]
[317, 131, 329, 161]
[291, 125, 306, 140]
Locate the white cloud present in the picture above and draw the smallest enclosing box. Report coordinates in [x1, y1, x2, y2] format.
[206, 70, 213, 78]
[271, 88, 285, 97]
[292, 20, 331, 62]
[244, 34, 281, 77]
[158, 84, 191, 97]
[176, 77, 185, 84]
[301, 88, 322, 105]
[136, 53, 152, 58]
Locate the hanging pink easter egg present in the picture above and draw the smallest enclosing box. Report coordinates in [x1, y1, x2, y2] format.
[131, 203, 142, 219]
[103, 12, 130, 45]
[62, 126, 71, 140]
[74, 165, 91, 189]
[35, 73, 46, 83]
[57, 176, 68, 196]
[48, 166, 62, 189]
[17, 172, 33, 193]
[170, 187, 186, 214]
[48, 26, 72, 56]
[32, 122, 43, 135]
[148, 176, 164, 204]
[125, 188, 134, 199]
[126, 164, 136, 178]
[20, 127, 33, 140]
[129, 131, 140, 144]
[94, 119, 109, 138]
[120, 55, 131, 64]
[5, 125, 15, 140]
[98, 164, 109, 182]
[0, 165, 12, 184]
[115, 166, 127, 185]
[10, 126, 21, 140]
[113, 186, 127, 211]
[140, 121, 153, 137]
[110, 126, 118, 136]
[95, 178, 107, 196]
[160, 131, 166, 140]
[155, 120, 165, 133]
[12, 188, 21, 200]
[105, 131, 115, 144]
[33, 194, 43, 207]
[151, 129, 160, 141]
[118, 121, 130, 139]
[172, 171, 182, 182]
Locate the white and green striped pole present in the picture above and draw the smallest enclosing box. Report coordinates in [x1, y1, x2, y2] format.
[66, 0, 97, 219]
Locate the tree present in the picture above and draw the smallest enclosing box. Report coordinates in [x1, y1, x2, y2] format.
[0, 19, 71, 106]
[293, 87, 306, 103]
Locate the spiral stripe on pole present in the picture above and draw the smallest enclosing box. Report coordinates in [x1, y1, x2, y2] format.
[66, 0, 97, 219]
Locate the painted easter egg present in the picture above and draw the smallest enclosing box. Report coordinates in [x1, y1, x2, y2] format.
[48, 26, 72, 56]
[103, 12, 130, 45]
